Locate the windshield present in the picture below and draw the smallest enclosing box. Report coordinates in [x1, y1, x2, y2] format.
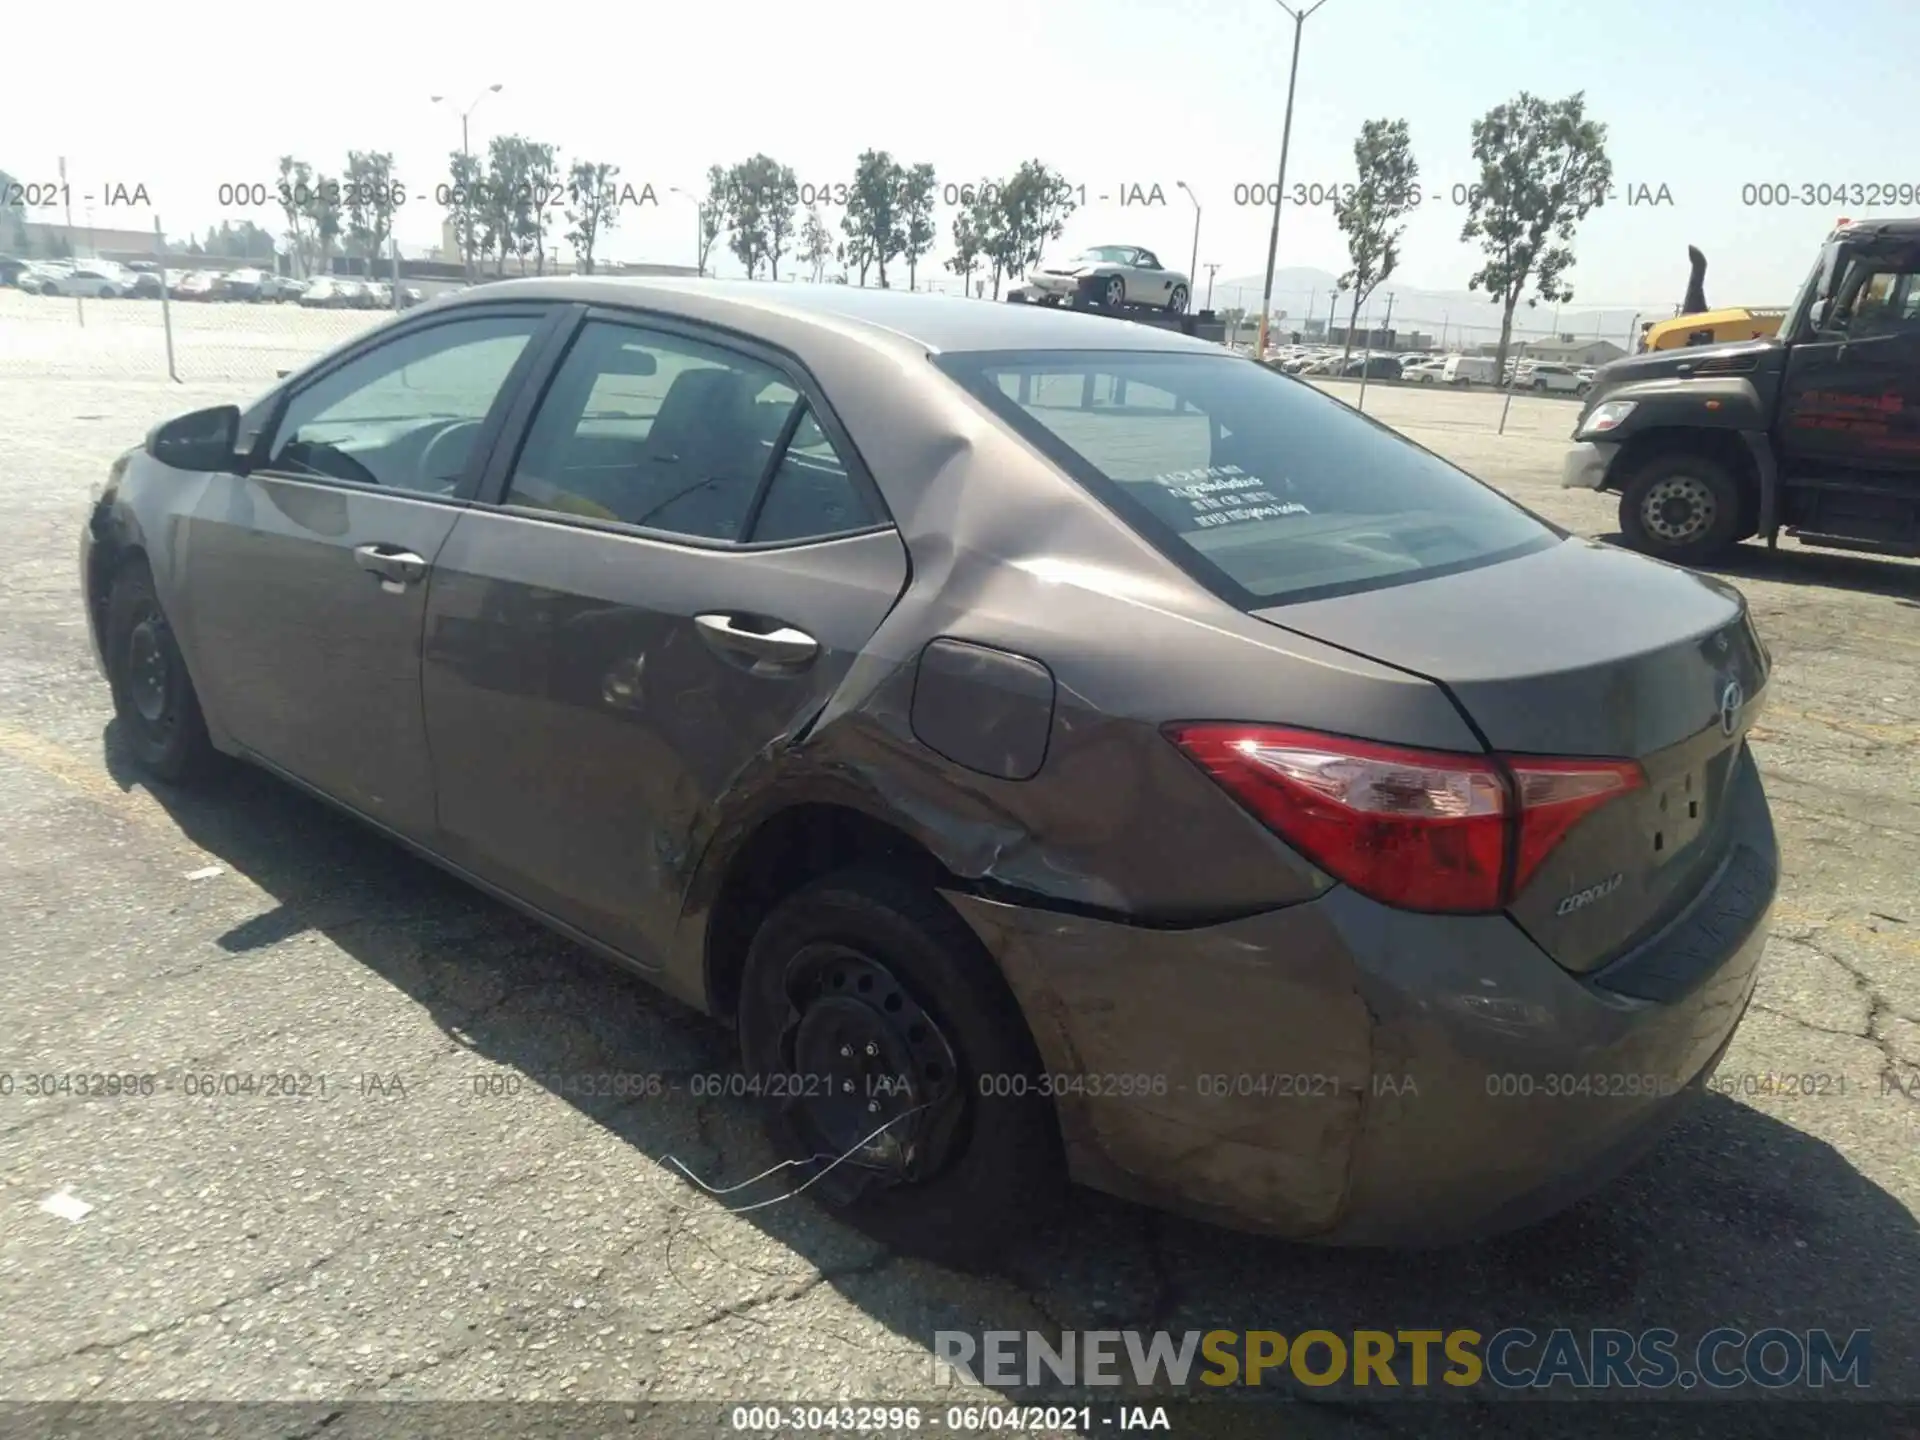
[936, 349, 1558, 606]
[1074, 247, 1135, 263]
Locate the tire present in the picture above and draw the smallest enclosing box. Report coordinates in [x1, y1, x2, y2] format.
[104, 562, 217, 785]
[737, 867, 1066, 1267]
[1618, 453, 1747, 565]
[1102, 274, 1126, 308]
[1167, 284, 1188, 314]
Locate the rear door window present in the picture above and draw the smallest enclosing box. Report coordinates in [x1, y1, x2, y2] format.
[937, 349, 1556, 606]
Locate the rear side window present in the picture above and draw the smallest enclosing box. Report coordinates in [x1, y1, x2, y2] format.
[936, 349, 1556, 606]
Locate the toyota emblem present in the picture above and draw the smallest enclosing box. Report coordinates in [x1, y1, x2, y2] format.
[1718, 679, 1744, 737]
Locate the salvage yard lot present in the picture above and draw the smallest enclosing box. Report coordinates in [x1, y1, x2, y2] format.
[1, 350, 1917, 1422]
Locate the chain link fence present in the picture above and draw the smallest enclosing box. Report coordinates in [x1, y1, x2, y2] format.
[0, 288, 389, 384]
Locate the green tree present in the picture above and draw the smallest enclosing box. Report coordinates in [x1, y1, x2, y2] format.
[275, 157, 314, 275]
[344, 150, 399, 269]
[303, 174, 344, 275]
[843, 150, 906, 287]
[565, 160, 621, 275]
[900, 162, 937, 291]
[1332, 119, 1420, 366]
[1460, 90, 1612, 375]
[521, 141, 560, 274]
[446, 150, 485, 278]
[800, 206, 834, 284]
[481, 136, 532, 276]
[946, 202, 985, 296]
[699, 164, 729, 276]
[991, 161, 1076, 292]
[718, 162, 762, 277]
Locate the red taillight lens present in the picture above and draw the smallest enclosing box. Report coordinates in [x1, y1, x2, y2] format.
[1165, 724, 1509, 912]
[1165, 724, 1644, 914]
[1507, 757, 1644, 893]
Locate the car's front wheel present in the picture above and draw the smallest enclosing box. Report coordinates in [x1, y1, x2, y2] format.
[737, 867, 1066, 1266]
[1102, 275, 1126, 308]
[1618, 453, 1746, 565]
[104, 563, 217, 784]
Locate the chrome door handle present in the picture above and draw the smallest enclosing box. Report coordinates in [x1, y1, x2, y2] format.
[693, 613, 818, 666]
[353, 544, 427, 588]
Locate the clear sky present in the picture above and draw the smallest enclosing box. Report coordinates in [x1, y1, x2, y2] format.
[5, 0, 1914, 311]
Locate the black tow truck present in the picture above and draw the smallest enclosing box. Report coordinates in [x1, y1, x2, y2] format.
[1564, 217, 1920, 564]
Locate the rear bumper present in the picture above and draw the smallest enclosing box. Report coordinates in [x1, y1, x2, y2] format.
[1562, 440, 1620, 490]
[944, 785, 1776, 1244]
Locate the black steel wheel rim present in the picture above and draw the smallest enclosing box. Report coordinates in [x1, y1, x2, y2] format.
[775, 942, 965, 1202]
[124, 606, 175, 730]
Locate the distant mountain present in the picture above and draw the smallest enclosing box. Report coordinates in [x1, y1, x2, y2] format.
[1205, 267, 1666, 349]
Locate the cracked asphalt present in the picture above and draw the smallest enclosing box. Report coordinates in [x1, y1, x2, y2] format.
[1, 368, 1916, 1437]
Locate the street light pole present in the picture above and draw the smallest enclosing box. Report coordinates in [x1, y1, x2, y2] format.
[1256, 0, 1328, 359]
[1176, 181, 1201, 313]
[1203, 262, 1220, 309]
[431, 84, 503, 280]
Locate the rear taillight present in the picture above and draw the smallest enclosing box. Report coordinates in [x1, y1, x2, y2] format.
[1165, 724, 1642, 914]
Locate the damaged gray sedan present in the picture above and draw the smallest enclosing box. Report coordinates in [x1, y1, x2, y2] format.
[82, 279, 1778, 1262]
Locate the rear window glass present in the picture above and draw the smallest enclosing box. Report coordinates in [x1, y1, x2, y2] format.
[935, 349, 1556, 606]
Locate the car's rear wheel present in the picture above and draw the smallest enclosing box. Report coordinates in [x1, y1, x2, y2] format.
[1102, 275, 1126, 308]
[1619, 453, 1745, 564]
[1167, 284, 1188, 314]
[105, 563, 217, 785]
[737, 867, 1066, 1266]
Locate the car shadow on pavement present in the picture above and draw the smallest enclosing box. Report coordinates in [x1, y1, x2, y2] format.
[108, 730, 1920, 1429]
[1594, 531, 1920, 600]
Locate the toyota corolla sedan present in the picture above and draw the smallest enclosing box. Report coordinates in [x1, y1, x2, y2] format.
[82, 279, 1777, 1263]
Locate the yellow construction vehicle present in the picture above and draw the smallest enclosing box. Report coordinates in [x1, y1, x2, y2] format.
[1636, 246, 1786, 352]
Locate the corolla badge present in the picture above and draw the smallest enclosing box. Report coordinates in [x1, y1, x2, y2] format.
[1556, 873, 1624, 917]
[1719, 679, 1744, 737]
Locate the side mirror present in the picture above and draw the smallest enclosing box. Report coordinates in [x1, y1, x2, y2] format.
[146, 404, 242, 471]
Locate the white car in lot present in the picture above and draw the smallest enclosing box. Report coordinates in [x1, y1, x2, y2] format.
[38, 260, 136, 298]
[1023, 245, 1190, 313]
[1526, 363, 1587, 394]
[1403, 358, 1448, 383]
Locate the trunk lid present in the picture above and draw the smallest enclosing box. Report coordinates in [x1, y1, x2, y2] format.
[1253, 537, 1769, 971]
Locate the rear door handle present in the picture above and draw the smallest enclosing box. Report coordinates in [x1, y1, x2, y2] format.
[353, 544, 428, 590]
[694, 612, 818, 668]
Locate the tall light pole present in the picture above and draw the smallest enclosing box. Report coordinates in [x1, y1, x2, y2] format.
[1203, 261, 1221, 309]
[1175, 181, 1201, 313]
[1256, 0, 1329, 358]
[431, 84, 503, 280]
[670, 186, 707, 277]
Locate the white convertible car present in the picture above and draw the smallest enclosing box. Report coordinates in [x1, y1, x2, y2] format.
[1024, 245, 1191, 312]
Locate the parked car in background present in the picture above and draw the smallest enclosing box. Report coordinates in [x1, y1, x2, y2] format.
[83, 279, 1779, 1262]
[1, 256, 36, 287]
[1527, 363, 1586, 394]
[1343, 355, 1403, 380]
[364, 282, 394, 310]
[1442, 355, 1497, 386]
[215, 268, 273, 302]
[125, 271, 165, 299]
[15, 261, 71, 293]
[299, 278, 353, 308]
[41, 261, 136, 298]
[171, 271, 219, 301]
[1403, 358, 1448, 383]
[1023, 245, 1191, 313]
